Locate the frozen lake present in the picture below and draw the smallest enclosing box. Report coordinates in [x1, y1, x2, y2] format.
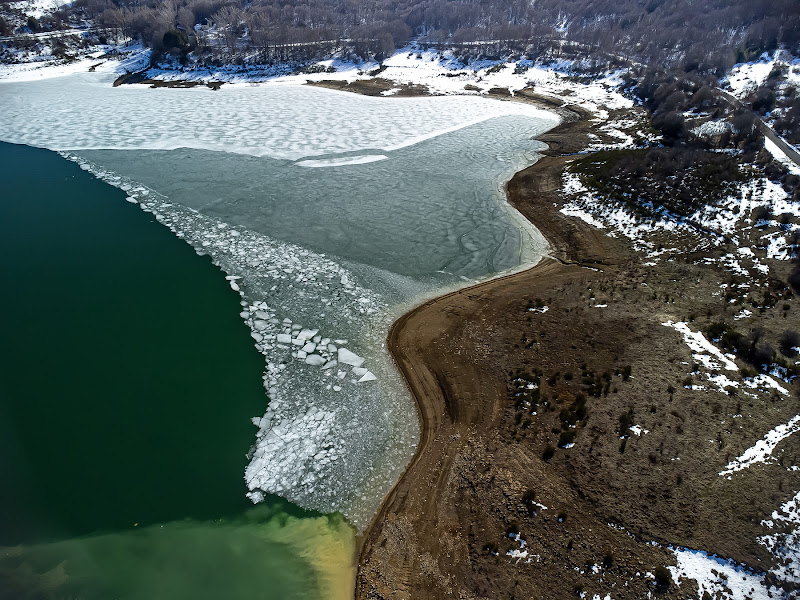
[0, 140, 355, 600]
[0, 74, 558, 528]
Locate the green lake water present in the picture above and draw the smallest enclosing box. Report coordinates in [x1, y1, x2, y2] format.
[0, 142, 354, 599]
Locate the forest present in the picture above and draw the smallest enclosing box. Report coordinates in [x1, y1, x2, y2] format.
[3, 0, 798, 73]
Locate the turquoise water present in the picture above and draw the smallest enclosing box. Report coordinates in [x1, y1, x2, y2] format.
[0, 142, 354, 599]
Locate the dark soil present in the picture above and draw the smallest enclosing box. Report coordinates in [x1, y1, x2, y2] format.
[308, 78, 430, 97]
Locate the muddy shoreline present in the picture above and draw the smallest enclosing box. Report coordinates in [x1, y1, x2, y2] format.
[353, 110, 621, 598]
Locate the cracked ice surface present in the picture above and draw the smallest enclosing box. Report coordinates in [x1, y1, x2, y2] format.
[61, 153, 419, 527]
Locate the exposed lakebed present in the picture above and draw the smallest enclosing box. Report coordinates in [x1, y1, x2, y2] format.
[0, 75, 557, 532]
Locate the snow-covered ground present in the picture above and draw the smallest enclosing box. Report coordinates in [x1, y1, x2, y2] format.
[765, 136, 800, 177]
[669, 548, 788, 600]
[722, 50, 800, 100]
[662, 321, 738, 372]
[759, 491, 800, 584]
[720, 415, 800, 476]
[560, 157, 800, 274]
[6, 0, 71, 20]
[559, 171, 695, 254]
[724, 54, 780, 98]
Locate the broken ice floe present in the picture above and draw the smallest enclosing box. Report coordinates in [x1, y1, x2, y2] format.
[58, 153, 418, 529]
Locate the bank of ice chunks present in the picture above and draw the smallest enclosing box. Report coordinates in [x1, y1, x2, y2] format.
[60, 153, 417, 529]
[245, 406, 344, 500]
[235, 296, 380, 397]
[242, 307, 379, 388]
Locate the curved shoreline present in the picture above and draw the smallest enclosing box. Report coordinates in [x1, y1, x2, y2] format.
[354, 89, 800, 597]
[354, 109, 597, 598]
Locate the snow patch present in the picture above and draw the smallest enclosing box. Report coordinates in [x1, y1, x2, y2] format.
[669, 548, 784, 600]
[720, 415, 800, 476]
[662, 321, 738, 372]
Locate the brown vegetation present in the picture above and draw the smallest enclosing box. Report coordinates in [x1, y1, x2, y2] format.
[3, 0, 797, 73]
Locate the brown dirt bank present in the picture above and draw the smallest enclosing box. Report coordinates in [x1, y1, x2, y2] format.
[356, 110, 800, 598]
[112, 72, 224, 89]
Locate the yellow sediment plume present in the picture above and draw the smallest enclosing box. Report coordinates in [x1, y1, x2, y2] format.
[0, 508, 357, 600]
[262, 512, 357, 600]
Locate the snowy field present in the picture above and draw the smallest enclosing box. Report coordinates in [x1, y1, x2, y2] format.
[723, 51, 800, 99]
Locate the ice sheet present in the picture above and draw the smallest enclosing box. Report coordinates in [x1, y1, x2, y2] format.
[0, 75, 558, 160]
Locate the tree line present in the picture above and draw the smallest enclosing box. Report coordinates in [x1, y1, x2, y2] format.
[6, 0, 795, 69]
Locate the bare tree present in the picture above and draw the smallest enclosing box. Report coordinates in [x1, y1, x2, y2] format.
[211, 5, 244, 57]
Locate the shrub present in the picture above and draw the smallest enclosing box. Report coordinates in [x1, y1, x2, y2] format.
[522, 489, 538, 514]
[571, 149, 749, 221]
[542, 444, 555, 461]
[789, 265, 800, 294]
[654, 565, 672, 591]
[752, 205, 773, 223]
[780, 330, 800, 356]
[619, 408, 634, 437]
[558, 430, 576, 447]
[163, 29, 190, 50]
